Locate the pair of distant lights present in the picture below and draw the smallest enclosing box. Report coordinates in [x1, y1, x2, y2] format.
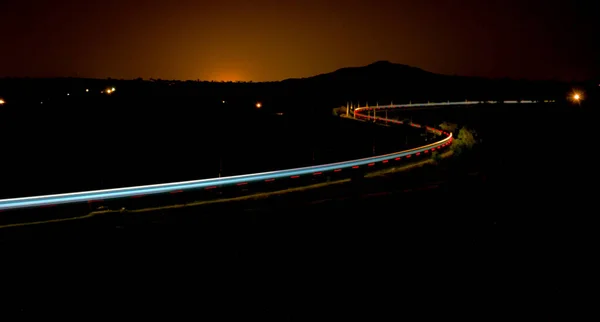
[67, 88, 114, 95]
[99, 88, 116, 94]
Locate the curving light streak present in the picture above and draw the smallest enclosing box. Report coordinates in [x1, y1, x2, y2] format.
[0, 135, 451, 210]
[8, 99, 549, 211]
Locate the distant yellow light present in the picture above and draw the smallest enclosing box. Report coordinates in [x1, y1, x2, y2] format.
[106, 89, 112, 94]
[573, 94, 580, 100]
[111, 87, 116, 92]
[0, 99, 5, 105]
[86, 89, 89, 92]
[256, 102, 262, 108]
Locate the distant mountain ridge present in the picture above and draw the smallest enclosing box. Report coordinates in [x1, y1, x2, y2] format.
[283, 60, 440, 83]
[276, 60, 573, 104]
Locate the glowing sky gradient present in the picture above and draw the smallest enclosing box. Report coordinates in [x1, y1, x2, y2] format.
[1, 0, 597, 81]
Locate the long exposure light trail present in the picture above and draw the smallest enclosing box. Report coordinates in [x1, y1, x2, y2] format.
[1, 100, 539, 211]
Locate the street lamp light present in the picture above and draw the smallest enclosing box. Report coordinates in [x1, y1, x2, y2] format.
[0, 99, 5, 105]
[256, 102, 262, 108]
[571, 92, 583, 106]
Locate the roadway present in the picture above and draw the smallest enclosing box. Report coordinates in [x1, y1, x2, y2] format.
[0, 100, 543, 212]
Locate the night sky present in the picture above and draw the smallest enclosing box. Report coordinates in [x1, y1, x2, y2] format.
[1, 0, 597, 81]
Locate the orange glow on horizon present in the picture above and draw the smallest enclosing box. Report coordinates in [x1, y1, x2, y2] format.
[0, 2, 593, 82]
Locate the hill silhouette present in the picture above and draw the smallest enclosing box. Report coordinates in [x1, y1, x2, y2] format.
[283, 60, 437, 83]
[279, 61, 573, 106]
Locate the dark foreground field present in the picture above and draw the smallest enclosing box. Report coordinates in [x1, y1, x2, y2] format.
[1, 102, 596, 320]
[2, 155, 594, 320]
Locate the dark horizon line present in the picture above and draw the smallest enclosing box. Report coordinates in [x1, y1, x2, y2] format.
[0, 61, 596, 84]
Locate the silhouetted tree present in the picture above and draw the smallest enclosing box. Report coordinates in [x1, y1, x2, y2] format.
[451, 127, 477, 156]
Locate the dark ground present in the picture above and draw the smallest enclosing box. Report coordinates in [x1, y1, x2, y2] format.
[1, 99, 597, 319]
[2, 129, 595, 320]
